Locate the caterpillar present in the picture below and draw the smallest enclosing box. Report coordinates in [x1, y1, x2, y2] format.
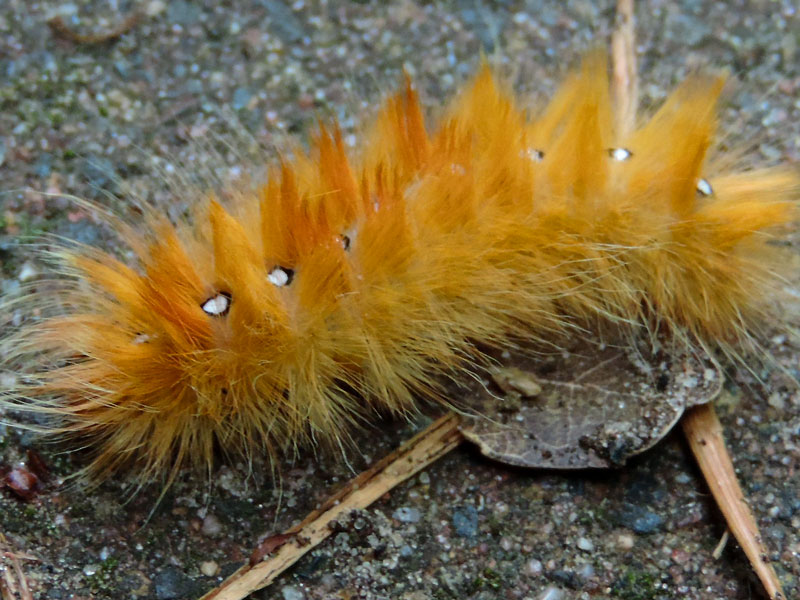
[0, 52, 797, 491]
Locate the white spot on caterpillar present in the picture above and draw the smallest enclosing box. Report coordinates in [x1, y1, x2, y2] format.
[370, 193, 381, 212]
[523, 148, 545, 162]
[133, 333, 151, 345]
[696, 178, 713, 197]
[201, 292, 231, 316]
[268, 267, 294, 287]
[608, 147, 632, 161]
[450, 163, 466, 175]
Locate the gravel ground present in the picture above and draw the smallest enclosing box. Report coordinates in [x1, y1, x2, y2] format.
[1, 1, 799, 599]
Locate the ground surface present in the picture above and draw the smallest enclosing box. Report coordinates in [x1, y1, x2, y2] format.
[0, 1, 799, 599]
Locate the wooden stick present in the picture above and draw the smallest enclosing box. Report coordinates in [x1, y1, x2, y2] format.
[682, 403, 785, 600]
[199, 414, 463, 600]
[611, 0, 638, 137]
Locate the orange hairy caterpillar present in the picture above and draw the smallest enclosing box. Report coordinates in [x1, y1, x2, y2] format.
[1, 55, 797, 488]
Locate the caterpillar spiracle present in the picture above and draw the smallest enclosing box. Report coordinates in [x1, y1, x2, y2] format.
[1, 54, 797, 488]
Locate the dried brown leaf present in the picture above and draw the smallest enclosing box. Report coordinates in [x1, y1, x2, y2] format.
[461, 339, 720, 469]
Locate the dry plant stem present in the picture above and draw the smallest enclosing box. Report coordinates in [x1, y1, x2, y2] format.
[200, 414, 464, 600]
[682, 403, 786, 600]
[0, 534, 35, 600]
[611, 0, 638, 137]
[0, 579, 10, 600]
[7, 554, 32, 600]
[0, 572, 12, 600]
[712, 529, 730, 560]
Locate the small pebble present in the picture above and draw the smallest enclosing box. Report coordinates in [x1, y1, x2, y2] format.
[576, 537, 594, 552]
[146, 0, 167, 16]
[232, 87, 253, 111]
[153, 567, 196, 600]
[617, 533, 635, 550]
[768, 393, 786, 410]
[392, 507, 421, 523]
[577, 562, 595, 580]
[616, 504, 664, 534]
[452, 505, 479, 538]
[281, 585, 305, 600]
[493, 502, 509, 516]
[200, 561, 219, 577]
[526, 558, 543, 576]
[539, 586, 564, 600]
[201, 513, 223, 537]
[52, 3, 78, 17]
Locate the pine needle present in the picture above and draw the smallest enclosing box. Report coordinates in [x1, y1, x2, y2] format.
[682, 403, 786, 600]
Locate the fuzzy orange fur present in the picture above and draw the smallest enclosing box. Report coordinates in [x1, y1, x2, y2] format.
[2, 56, 797, 485]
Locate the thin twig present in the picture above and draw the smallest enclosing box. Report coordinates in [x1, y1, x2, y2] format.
[0, 534, 36, 600]
[682, 404, 786, 600]
[712, 529, 730, 560]
[199, 414, 463, 600]
[7, 555, 31, 600]
[0, 571, 13, 600]
[611, 0, 638, 137]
